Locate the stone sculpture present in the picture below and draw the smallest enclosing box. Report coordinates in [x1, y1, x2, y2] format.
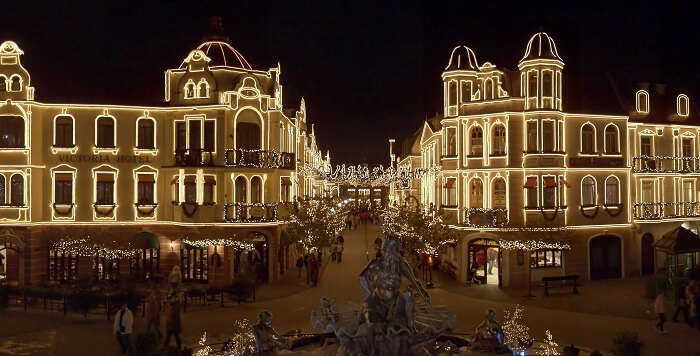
[252, 311, 289, 356]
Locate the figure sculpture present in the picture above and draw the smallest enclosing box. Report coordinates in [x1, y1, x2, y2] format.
[470, 309, 508, 353]
[252, 311, 289, 356]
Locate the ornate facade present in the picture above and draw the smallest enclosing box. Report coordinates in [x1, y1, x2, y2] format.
[0, 36, 331, 286]
[393, 32, 698, 287]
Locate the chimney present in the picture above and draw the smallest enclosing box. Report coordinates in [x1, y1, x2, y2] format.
[655, 83, 666, 95]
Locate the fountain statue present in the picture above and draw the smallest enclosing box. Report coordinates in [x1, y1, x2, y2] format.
[252, 311, 290, 355]
[470, 309, 508, 353]
[311, 235, 456, 355]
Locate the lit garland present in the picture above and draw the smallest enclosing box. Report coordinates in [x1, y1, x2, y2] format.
[224, 202, 279, 222]
[499, 240, 571, 251]
[632, 155, 700, 173]
[194, 332, 212, 356]
[51, 237, 137, 259]
[182, 238, 255, 251]
[464, 207, 509, 227]
[299, 163, 441, 186]
[222, 318, 256, 355]
[536, 330, 560, 356]
[503, 304, 532, 354]
[225, 148, 294, 169]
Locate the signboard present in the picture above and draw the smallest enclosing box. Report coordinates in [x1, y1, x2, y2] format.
[58, 154, 151, 164]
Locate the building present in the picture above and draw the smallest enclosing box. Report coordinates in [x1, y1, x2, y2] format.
[0, 29, 332, 286]
[392, 32, 698, 288]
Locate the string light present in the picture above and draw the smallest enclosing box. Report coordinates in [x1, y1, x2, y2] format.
[194, 332, 212, 356]
[499, 240, 571, 251]
[299, 162, 440, 186]
[50, 237, 137, 259]
[380, 205, 457, 255]
[536, 330, 561, 356]
[503, 304, 532, 354]
[182, 238, 255, 250]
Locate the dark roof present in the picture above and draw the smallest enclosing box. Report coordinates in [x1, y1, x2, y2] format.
[520, 32, 563, 62]
[655, 226, 700, 253]
[445, 46, 479, 71]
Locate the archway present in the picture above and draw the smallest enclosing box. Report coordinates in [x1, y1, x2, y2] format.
[590, 235, 622, 280]
[231, 231, 270, 283]
[0, 229, 25, 285]
[641, 233, 655, 275]
[467, 238, 501, 286]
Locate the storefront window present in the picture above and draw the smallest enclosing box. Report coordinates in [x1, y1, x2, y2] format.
[93, 253, 120, 281]
[181, 247, 208, 282]
[48, 249, 79, 282]
[530, 249, 563, 268]
[130, 248, 160, 280]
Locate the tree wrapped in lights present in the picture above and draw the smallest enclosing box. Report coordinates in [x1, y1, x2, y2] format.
[380, 205, 456, 255]
[502, 304, 533, 354]
[222, 318, 256, 355]
[285, 198, 350, 251]
[535, 330, 561, 355]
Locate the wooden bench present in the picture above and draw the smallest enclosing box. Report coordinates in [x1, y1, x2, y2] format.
[542, 275, 579, 296]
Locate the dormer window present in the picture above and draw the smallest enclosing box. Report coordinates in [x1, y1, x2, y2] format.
[197, 79, 210, 98]
[678, 94, 689, 117]
[184, 80, 196, 99]
[636, 90, 649, 113]
[0, 75, 6, 92]
[8, 75, 21, 92]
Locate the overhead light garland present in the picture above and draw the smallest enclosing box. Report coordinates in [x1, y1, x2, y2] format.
[299, 163, 441, 186]
[182, 238, 255, 251]
[51, 237, 137, 259]
[499, 240, 571, 251]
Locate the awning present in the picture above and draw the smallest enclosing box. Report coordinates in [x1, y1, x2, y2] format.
[204, 176, 216, 185]
[443, 179, 455, 189]
[55, 173, 73, 181]
[543, 176, 558, 188]
[134, 231, 160, 249]
[559, 176, 571, 188]
[281, 177, 292, 185]
[96, 173, 114, 182]
[654, 226, 700, 254]
[138, 174, 155, 183]
[523, 177, 538, 188]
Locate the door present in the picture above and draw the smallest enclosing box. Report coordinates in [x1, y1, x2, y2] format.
[590, 235, 622, 280]
[641, 233, 655, 275]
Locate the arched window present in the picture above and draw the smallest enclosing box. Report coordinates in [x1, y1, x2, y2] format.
[0, 174, 5, 205]
[448, 81, 458, 106]
[184, 80, 196, 99]
[0, 116, 25, 148]
[581, 176, 596, 207]
[96, 116, 115, 148]
[636, 90, 649, 113]
[492, 125, 506, 155]
[0, 75, 6, 92]
[9, 75, 21, 92]
[605, 176, 620, 206]
[197, 79, 209, 98]
[250, 176, 262, 203]
[54, 115, 74, 147]
[581, 123, 595, 154]
[678, 94, 689, 117]
[235, 176, 247, 203]
[470, 126, 483, 156]
[492, 179, 506, 208]
[604, 124, 619, 154]
[484, 78, 493, 100]
[470, 179, 483, 208]
[542, 71, 553, 97]
[137, 118, 155, 149]
[10, 174, 23, 206]
[236, 122, 261, 150]
[461, 81, 471, 103]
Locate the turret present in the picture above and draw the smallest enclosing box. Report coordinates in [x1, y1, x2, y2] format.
[518, 32, 564, 111]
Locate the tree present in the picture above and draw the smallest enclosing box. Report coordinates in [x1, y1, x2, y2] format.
[285, 198, 350, 251]
[536, 330, 561, 355]
[502, 304, 533, 354]
[380, 204, 457, 255]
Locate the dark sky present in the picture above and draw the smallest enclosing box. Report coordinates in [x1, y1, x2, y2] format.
[2, 1, 697, 164]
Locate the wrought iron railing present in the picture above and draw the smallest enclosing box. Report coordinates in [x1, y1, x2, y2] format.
[463, 208, 508, 227]
[224, 149, 295, 169]
[632, 156, 700, 173]
[633, 202, 700, 220]
[174, 149, 214, 166]
[223, 202, 279, 222]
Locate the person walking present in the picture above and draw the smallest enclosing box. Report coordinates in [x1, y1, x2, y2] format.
[673, 280, 690, 324]
[655, 290, 667, 334]
[168, 265, 182, 290]
[331, 241, 338, 262]
[337, 241, 344, 264]
[163, 292, 182, 350]
[309, 256, 319, 287]
[145, 284, 162, 337]
[113, 302, 134, 355]
[296, 255, 304, 279]
[487, 248, 497, 275]
[304, 254, 311, 285]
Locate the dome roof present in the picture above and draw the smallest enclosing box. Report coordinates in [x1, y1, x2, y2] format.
[520, 32, 562, 62]
[445, 45, 479, 71]
[182, 41, 252, 70]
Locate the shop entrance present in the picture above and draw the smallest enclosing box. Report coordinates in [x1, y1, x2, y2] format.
[467, 238, 501, 286]
[590, 235, 622, 280]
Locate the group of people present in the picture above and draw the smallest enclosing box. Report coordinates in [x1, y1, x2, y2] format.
[347, 208, 381, 230]
[113, 266, 185, 354]
[297, 252, 321, 287]
[331, 236, 345, 263]
[655, 280, 700, 334]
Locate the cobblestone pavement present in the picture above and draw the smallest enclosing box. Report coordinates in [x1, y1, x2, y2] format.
[1, 223, 699, 355]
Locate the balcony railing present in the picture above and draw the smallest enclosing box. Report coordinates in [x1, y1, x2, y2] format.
[175, 149, 214, 166]
[464, 208, 508, 227]
[225, 149, 295, 169]
[632, 156, 700, 173]
[633, 202, 700, 220]
[224, 202, 279, 222]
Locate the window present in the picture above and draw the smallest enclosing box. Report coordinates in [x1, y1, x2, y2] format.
[682, 180, 694, 203]
[461, 81, 471, 103]
[636, 90, 649, 113]
[197, 79, 209, 98]
[677, 95, 689, 117]
[204, 121, 215, 152]
[48, 249, 79, 282]
[236, 122, 261, 150]
[54, 173, 73, 204]
[581, 176, 596, 207]
[235, 176, 247, 203]
[96, 116, 115, 148]
[137, 174, 155, 205]
[542, 176, 557, 208]
[524, 177, 538, 207]
[448, 81, 457, 106]
[9, 75, 21, 91]
[0, 175, 4, 205]
[526, 121, 538, 152]
[445, 127, 456, 156]
[492, 125, 506, 155]
[484, 78, 493, 100]
[542, 71, 553, 97]
[492, 179, 506, 208]
[54, 115, 74, 147]
[175, 122, 187, 151]
[528, 71, 538, 97]
[581, 124, 595, 154]
[641, 181, 654, 203]
[250, 176, 262, 204]
[682, 137, 693, 157]
[204, 176, 216, 204]
[444, 178, 456, 207]
[181, 247, 208, 282]
[0, 116, 25, 148]
[640, 136, 653, 156]
[281, 177, 292, 202]
[542, 121, 554, 152]
[605, 176, 620, 205]
[470, 179, 483, 208]
[184, 176, 196, 203]
[95, 173, 114, 205]
[470, 127, 483, 156]
[137, 118, 155, 149]
[530, 249, 562, 268]
[10, 174, 23, 206]
[184, 80, 195, 99]
[0, 76, 5, 92]
[604, 125, 619, 154]
[93, 252, 119, 281]
[130, 249, 159, 281]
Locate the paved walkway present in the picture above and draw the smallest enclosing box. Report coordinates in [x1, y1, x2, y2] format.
[1, 223, 700, 355]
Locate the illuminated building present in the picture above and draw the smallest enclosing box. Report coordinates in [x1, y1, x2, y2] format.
[0, 27, 331, 286]
[392, 32, 698, 287]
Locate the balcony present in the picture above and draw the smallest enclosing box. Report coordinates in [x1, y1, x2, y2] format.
[570, 156, 625, 168]
[174, 149, 214, 166]
[225, 149, 295, 170]
[632, 156, 700, 173]
[633, 202, 700, 220]
[464, 208, 508, 228]
[224, 202, 280, 222]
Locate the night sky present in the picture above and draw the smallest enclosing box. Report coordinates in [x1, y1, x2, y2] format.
[2, 1, 697, 164]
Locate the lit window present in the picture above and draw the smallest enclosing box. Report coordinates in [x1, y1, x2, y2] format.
[526, 121, 537, 152]
[581, 176, 596, 207]
[530, 249, 562, 268]
[96, 116, 115, 148]
[181, 247, 207, 282]
[197, 79, 210, 98]
[130, 248, 159, 281]
[470, 127, 483, 156]
[444, 178, 456, 207]
[8, 75, 21, 92]
[54, 115, 74, 148]
[677, 94, 689, 117]
[492, 179, 506, 208]
[470, 179, 483, 208]
[492, 125, 506, 155]
[581, 123, 595, 154]
[604, 125, 619, 154]
[636, 90, 649, 113]
[605, 176, 620, 205]
[184, 80, 196, 99]
[137, 118, 155, 150]
[48, 249, 79, 282]
[0, 116, 25, 148]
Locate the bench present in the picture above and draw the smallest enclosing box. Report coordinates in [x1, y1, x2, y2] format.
[542, 275, 579, 296]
